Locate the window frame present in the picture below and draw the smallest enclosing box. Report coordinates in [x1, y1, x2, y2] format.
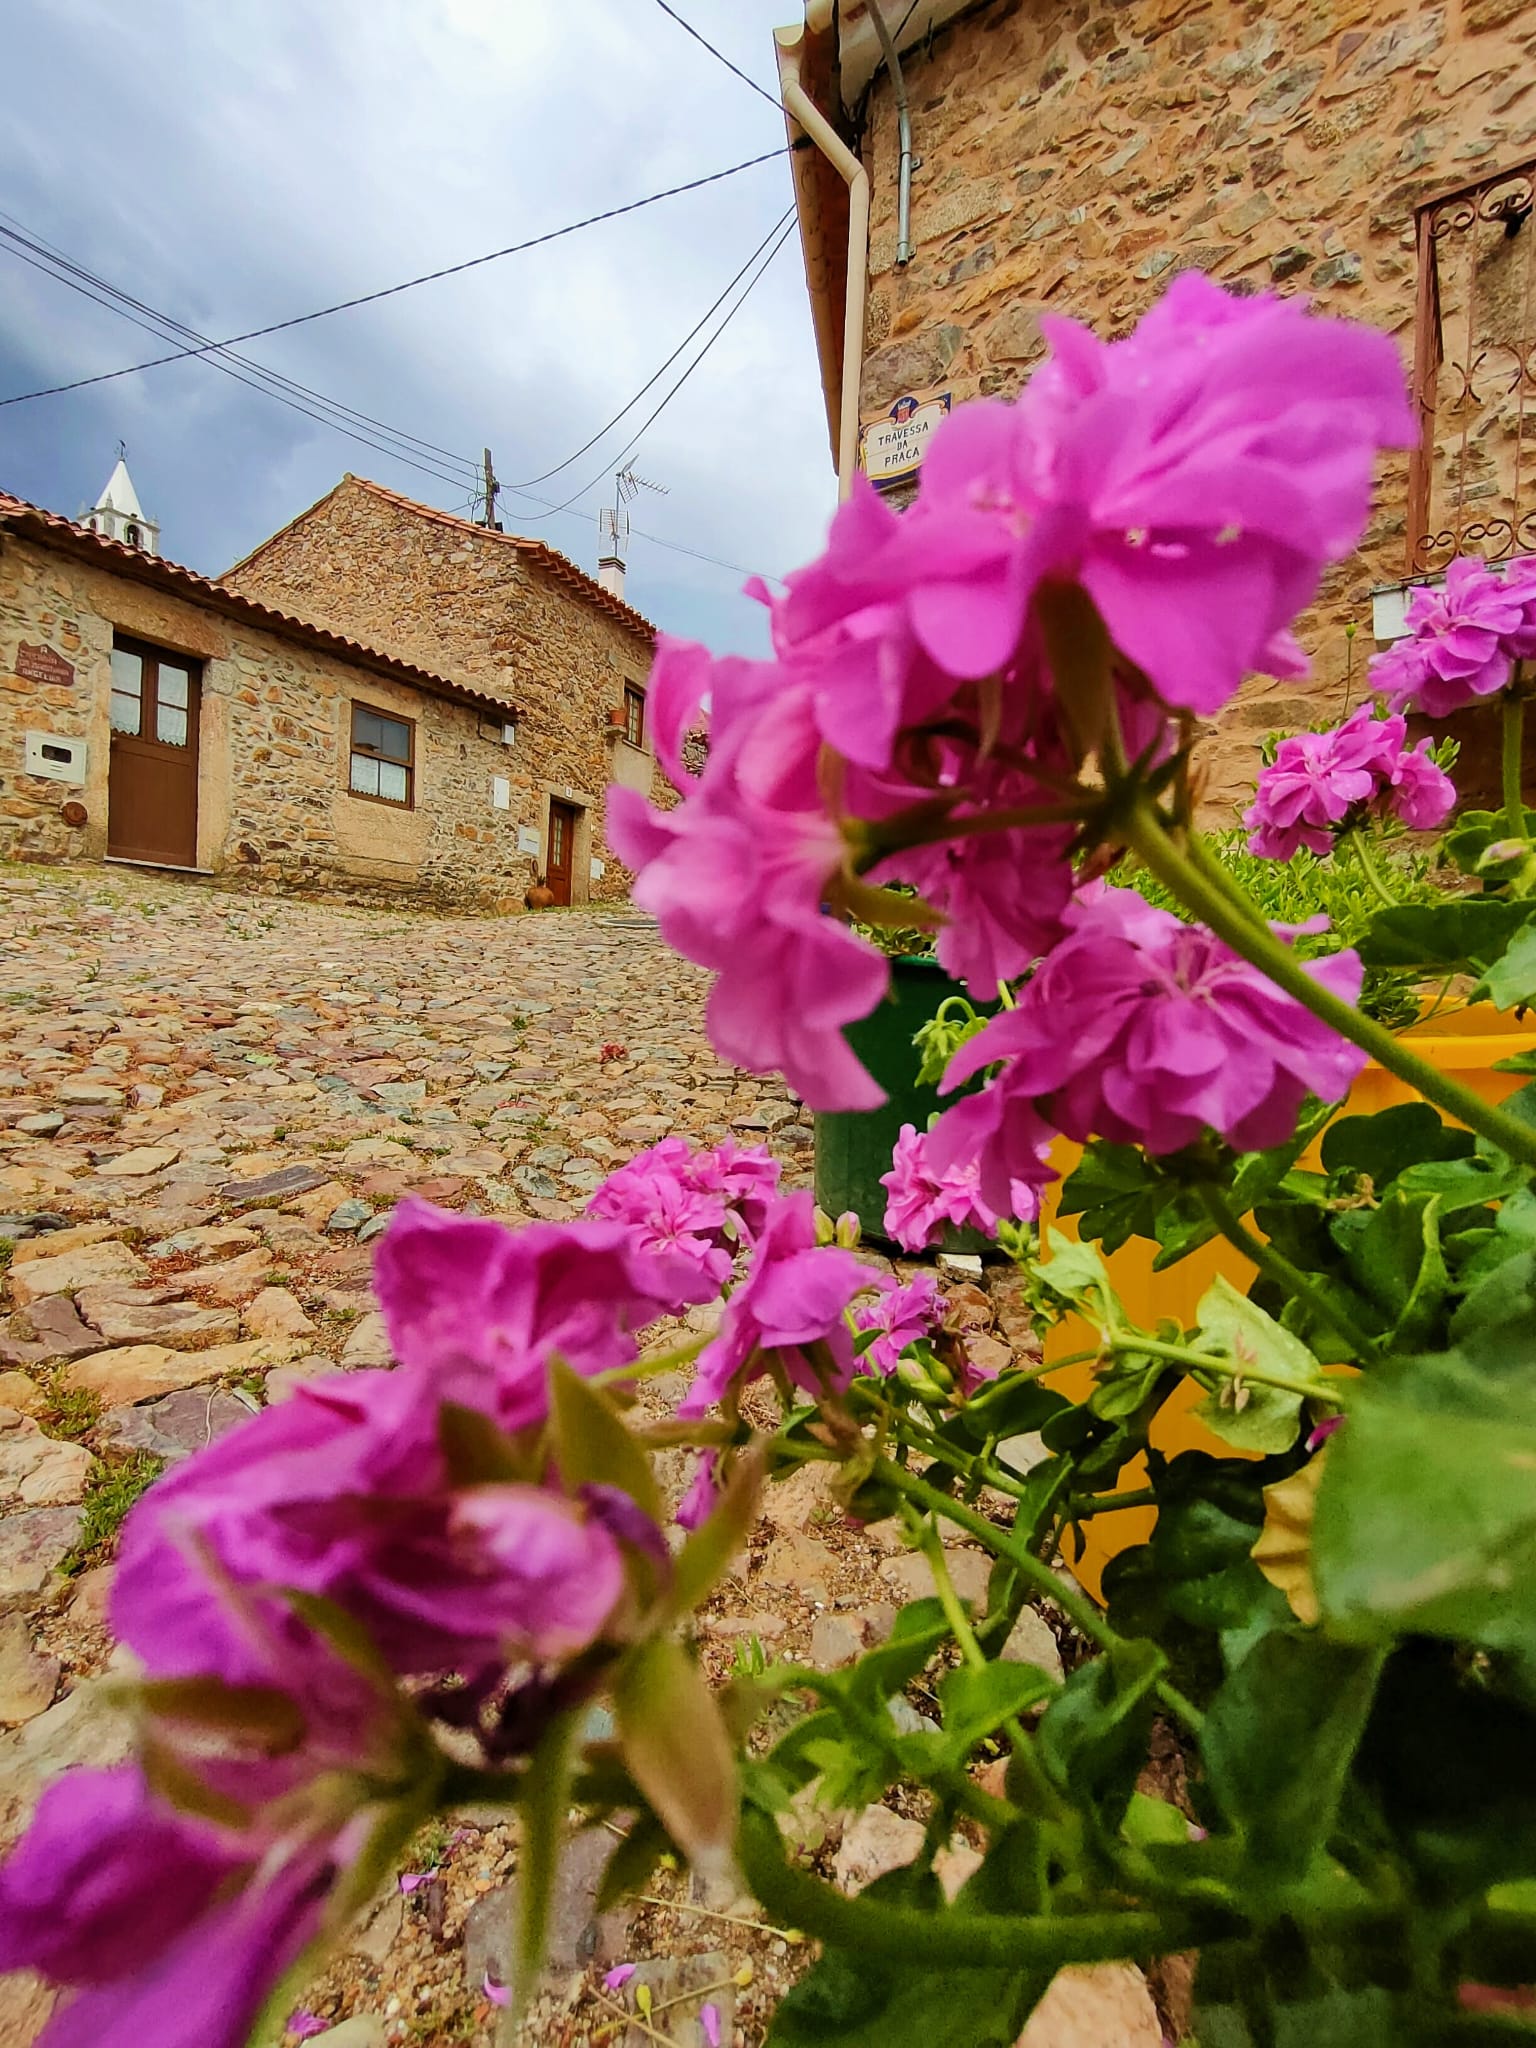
[347, 700, 416, 810]
[109, 632, 200, 751]
[622, 682, 646, 749]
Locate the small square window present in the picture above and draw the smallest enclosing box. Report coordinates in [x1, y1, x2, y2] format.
[349, 702, 414, 806]
[623, 684, 645, 748]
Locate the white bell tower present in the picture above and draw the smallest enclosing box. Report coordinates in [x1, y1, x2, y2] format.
[83, 449, 159, 555]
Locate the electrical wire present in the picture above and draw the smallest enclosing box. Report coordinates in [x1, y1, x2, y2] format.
[540, 213, 797, 516]
[0, 236, 478, 498]
[0, 216, 791, 586]
[0, 148, 788, 409]
[649, 0, 785, 112]
[0, 225, 480, 496]
[506, 204, 793, 487]
[0, 212, 476, 474]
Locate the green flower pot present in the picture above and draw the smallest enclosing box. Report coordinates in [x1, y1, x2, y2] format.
[813, 955, 995, 1256]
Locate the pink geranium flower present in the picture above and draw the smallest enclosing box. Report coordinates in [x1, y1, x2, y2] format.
[374, 1198, 713, 1430]
[1369, 555, 1530, 717]
[943, 884, 1367, 1171]
[854, 1271, 946, 1374]
[679, 1190, 868, 1416]
[881, 1116, 1055, 1251]
[1245, 706, 1407, 860]
[1246, 706, 1455, 858]
[607, 679, 890, 1111]
[1385, 740, 1457, 831]
[905, 271, 1415, 715]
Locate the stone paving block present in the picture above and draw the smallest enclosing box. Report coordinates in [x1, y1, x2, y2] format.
[102, 1387, 256, 1463]
[0, 1506, 84, 1610]
[8, 1240, 148, 1308]
[75, 1284, 241, 1349]
[64, 1336, 302, 1405]
[0, 1411, 93, 1507]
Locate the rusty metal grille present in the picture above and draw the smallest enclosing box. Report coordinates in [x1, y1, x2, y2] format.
[1407, 155, 1536, 574]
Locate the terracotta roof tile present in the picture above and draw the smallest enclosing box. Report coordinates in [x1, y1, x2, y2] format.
[0, 488, 519, 716]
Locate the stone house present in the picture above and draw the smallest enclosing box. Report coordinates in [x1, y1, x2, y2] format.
[223, 476, 663, 905]
[774, 0, 1536, 811]
[0, 482, 548, 909]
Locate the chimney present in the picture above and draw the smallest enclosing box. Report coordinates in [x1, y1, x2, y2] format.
[597, 553, 625, 600]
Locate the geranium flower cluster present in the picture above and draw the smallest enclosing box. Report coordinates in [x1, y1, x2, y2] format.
[0, 1138, 934, 2046]
[929, 883, 1368, 1197]
[587, 1133, 782, 1291]
[1369, 554, 1536, 717]
[611, 274, 1415, 1115]
[0, 1199, 734, 2048]
[1244, 703, 1456, 861]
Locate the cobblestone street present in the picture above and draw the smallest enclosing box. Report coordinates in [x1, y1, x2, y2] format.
[0, 866, 1116, 2047]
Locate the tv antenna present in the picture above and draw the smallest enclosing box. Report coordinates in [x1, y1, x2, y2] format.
[599, 465, 667, 568]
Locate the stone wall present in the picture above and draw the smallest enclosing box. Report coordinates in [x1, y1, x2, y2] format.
[224, 480, 661, 903]
[853, 0, 1536, 815]
[0, 533, 533, 909]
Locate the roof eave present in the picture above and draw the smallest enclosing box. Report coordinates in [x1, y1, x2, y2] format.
[0, 498, 516, 718]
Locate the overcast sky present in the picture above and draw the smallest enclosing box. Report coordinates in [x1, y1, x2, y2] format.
[0, 0, 835, 653]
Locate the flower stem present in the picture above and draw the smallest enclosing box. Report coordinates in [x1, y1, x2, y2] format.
[1194, 1183, 1380, 1365]
[736, 1807, 1227, 1969]
[1115, 1324, 1353, 1405]
[1346, 829, 1400, 910]
[915, 1512, 988, 1671]
[875, 1458, 1204, 1734]
[1125, 797, 1536, 1170]
[1504, 692, 1528, 844]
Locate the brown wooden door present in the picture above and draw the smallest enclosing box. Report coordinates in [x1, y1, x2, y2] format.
[107, 639, 200, 867]
[546, 800, 579, 906]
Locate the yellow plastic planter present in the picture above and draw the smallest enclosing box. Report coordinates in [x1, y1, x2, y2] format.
[1037, 1006, 1533, 1599]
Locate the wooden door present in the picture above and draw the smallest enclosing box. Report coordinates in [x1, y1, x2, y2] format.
[107, 639, 200, 867]
[546, 800, 579, 906]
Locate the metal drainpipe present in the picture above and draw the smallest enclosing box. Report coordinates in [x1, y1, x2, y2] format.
[868, 2, 914, 268]
[779, 70, 872, 501]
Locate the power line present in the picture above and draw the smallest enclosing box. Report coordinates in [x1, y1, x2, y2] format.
[0, 221, 479, 494]
[0, 234, 478, 498]
[507, 205, 793, 488]
[0, 148, 788, 409]
[650, 0, 785, 112]
[541, 213, 798, 515]
[0, 215, 790, 588]
[0, 211, 475, 473]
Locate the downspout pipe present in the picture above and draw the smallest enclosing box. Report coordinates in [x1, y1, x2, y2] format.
[779, 54, 870, 500]
[868, 2, 913, 267]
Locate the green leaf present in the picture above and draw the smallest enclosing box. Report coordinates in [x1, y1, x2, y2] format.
[1457, 1184, 1536, 1288]
[546, 1356, 661, 1520]
[1036, 1638, 1164, 1824]
[1193, 1955, 1401, 2048]
[1320, 1101, 1474, 1188]
[1192, 1275, 1330, 1453]
[1121, 1789, 1193, 1848]
[1479, 921, 1536, 1012]
[596, 1811, 669, 1913]
[1451, 1244, 1536, 1343]
[938, 1660, 1056, 1752]
[1356, 899, 1536, 974]
[1201, 1630, 1384, 1890]
[957, 1374, 1069, 1445]
[1313, 1344, 1536, 1659]
[615, 1635, 738, 1866]
[436, 1401, 528, 1485]
[1036, 1230, 1121, 1324]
